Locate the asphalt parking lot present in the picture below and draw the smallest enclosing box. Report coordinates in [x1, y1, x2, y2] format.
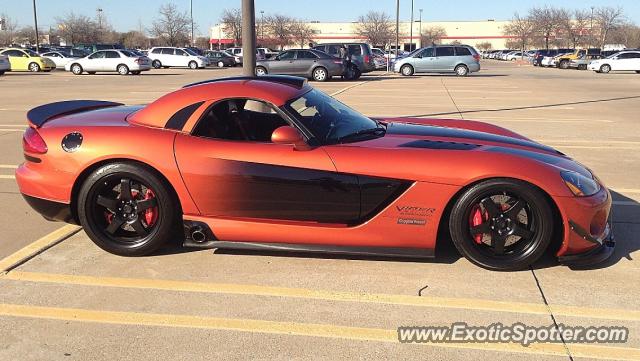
[0, 61, 639, 360]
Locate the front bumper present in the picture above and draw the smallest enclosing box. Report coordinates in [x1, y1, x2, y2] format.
[558, 221, 614, 267]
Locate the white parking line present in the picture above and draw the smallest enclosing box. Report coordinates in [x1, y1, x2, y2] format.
[0, 165, 18, 169]
[0, 175, 16, 179]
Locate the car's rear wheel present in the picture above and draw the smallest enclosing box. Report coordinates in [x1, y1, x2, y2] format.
[559, 60, 569, 69]
[578, 64, 587, 70]
[600, 64, 611, 73]
[71, 63, 83, 75]
[188, 61, 198, 69]
[312, 67, 328, 81]
[449, 179, 553, 271]
[455, 64, 469, 76]
[78, 162, 180, 256]
[255, 66, 267, 76]
[400, 64, 414, 76]
[28, 62, 41, 72]
[217, 61, 224, 68]
[117, 64, 129, 75]
[152, 60, 162, 69]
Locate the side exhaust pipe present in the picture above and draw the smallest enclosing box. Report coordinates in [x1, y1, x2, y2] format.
[190, 226, 206, 243]
[183, 221, 217, 248]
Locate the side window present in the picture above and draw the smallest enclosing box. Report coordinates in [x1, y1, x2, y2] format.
[436, 47, 455, 57]
[420, 48, 434, 57]
[166, 102, 204, 130]
[175, 49, 186, 56]
[88, 51, 105, 59]
[296, 51, 317, 59]
[348, 45, 362, 56]
[327, 45, 341, 56]
[7, 50, 26, 57]
[151, 48, 162, 54]
[193, 99, 289, 142]
[278, 51, 295, 60]
[455, 47, 472, 56]
[161, 48, 174, 55]
[630, 53, 640, 58]
[105, 51, 120, 58]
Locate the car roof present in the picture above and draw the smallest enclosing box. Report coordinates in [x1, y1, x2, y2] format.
[128, 76, 311, 129]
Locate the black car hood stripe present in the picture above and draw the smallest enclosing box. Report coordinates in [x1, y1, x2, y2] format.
[387, 122, 560, 154]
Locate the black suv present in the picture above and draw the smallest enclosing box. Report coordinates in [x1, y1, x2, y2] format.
[312, 43, 376, 77]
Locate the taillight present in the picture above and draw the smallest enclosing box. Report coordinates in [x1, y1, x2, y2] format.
[23, 127, 48, 154]
[364, 55, 370, 63]
[473, 54, 480, 61]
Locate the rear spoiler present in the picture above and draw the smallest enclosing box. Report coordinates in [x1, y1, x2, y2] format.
[27, 100, 124, 128]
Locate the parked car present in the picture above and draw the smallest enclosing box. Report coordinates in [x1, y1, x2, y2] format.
[370, 47, 388, 69]
[393, 45, 480, 76]
[556, 49, 601, 69]
[148, 47, 209, 69]
[588, 50, 640, 73]
[258, 47, 279, 59]
[568, 54, 601, 70]
[206, 50, 237, 67]
[505, 51, 525, 61]
[0, 48, 56, 72]
[255, 49, 345, 81]
[73, 43, 124, 54]
[226, 47, 266, 60]
[312, 43, 377, 77]
[65, 49, 151, 75]
[17, 75, 613, 271]
[0, 53, 10, 75]
[41, 51, 80, 69]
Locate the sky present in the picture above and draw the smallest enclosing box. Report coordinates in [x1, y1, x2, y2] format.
[2, 0, 639, 37]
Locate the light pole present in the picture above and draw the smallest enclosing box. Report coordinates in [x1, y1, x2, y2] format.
[409, 0, 414, 51]
[590, 6, 594, 48]
[419, 9, 423, 48]
[241, 0, 256, 76]
[395, 0, 399, 56]
[190, 0, 194, 46]
[32, 0, 39, 52]
[260, 10, 264, 45]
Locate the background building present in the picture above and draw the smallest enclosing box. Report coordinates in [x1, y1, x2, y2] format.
[210, 19, 514, 50]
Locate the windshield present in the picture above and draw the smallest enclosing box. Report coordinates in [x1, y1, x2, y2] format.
[184, 48, 199, 56]
[25, 49, 39, 57]
[286, 89, 383, 144]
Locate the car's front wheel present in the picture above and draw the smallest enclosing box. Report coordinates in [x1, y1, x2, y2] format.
[188, 61, 198, 69]
[152, 60, 162, 69]
[217, 61, 225, 68]
[448, 179, 553, 271]
[255, 66, 267, 76]
[77, 162, 180, 256]
[600, 64, 611, 73]
[400, 64, 414, 76]
[71, 63, 83, 75]
[312, 67, 328, 81]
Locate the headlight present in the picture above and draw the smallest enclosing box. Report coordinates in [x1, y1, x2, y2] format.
[561, 170, 600, 196]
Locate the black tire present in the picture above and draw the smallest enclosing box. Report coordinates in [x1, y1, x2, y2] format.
[578, 64, 587, 70]
[152, 60, 162, 69]
[88, 71, 96, 75]
[117, 64, 129, 75]
[28, 62, 41, 72]
[636, 71, 640, 74]
[0, 71, 4, 75]
[559, 60, 569, 69]
[71, 63, 83, 75]
[131, 71, 141, 75]
[255, 66, 268, 76]
[600, 64, 611, 73]
[455, 64, 469, 76]
[77, 162, 180, 256]
[448, 179, 553, 271]
[312, 66, 329, 81]
[400, 64, 414, 76]
[188, 61, 198, 69]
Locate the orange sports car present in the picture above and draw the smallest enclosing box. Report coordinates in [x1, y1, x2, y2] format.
[16, 76, 613, 271]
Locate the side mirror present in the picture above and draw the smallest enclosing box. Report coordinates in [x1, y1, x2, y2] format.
[271, 126, 310, 151]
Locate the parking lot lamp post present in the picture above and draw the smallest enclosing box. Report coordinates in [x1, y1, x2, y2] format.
[260, 10, 265, 45]
[395, 0, 399, 58]
[409, 0, 413, 51]
[419, 9, 422, 48]
[32, 0, 40, 53]
[590, 6, 594, 48]
[242, 0, 257, 77]
[190, 0, 194, 46]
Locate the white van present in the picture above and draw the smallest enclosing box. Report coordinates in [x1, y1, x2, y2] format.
[148, 47, 209, 69]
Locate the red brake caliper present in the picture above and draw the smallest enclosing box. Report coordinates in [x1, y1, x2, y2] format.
[470, 205, 485, 244]
[143, 189, 157, 226]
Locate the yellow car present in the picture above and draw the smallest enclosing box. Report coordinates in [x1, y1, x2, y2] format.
[0, 48, 56, 72]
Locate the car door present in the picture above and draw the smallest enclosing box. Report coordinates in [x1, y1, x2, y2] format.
[293, 50, 318, 75]
[174, 48, 188, 67]
[84, 51, 105, 71]
[413, 47, 435, 72]
[433, 46, 456, 71]
[103, 50, 121, 71]
[174, 98, 360, 225]
[160, 48, 175, 66]
[4, 50, 29, 70]
[268, 50, 296, 74]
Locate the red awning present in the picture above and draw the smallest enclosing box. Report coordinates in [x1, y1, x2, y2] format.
[210, 38, 235, 44]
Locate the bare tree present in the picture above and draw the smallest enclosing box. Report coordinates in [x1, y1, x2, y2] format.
[609, 23, 640, 49]
[475, 41, 492, 51]
[0, 13, 19, 45]
[151, 3, 190, 47]
[290, 21, 315, 48]
[55, 13, 101, 45]
[195, 36, 210, 49]
[221, 8, 242, 46]
[354, 11, 394, 47]
[595, 6, 625, 48]
[264, 14, 294, 50]
[121, 30, 148, 49]
[529, 6, 564, 50]
[570, 9, 591, 48]
[15, 26, 36, 44]
[420, 26, 447, 45]
[503, 13, 534, 54]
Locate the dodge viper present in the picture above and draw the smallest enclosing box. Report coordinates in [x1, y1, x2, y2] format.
[16, 75, 614, 271]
